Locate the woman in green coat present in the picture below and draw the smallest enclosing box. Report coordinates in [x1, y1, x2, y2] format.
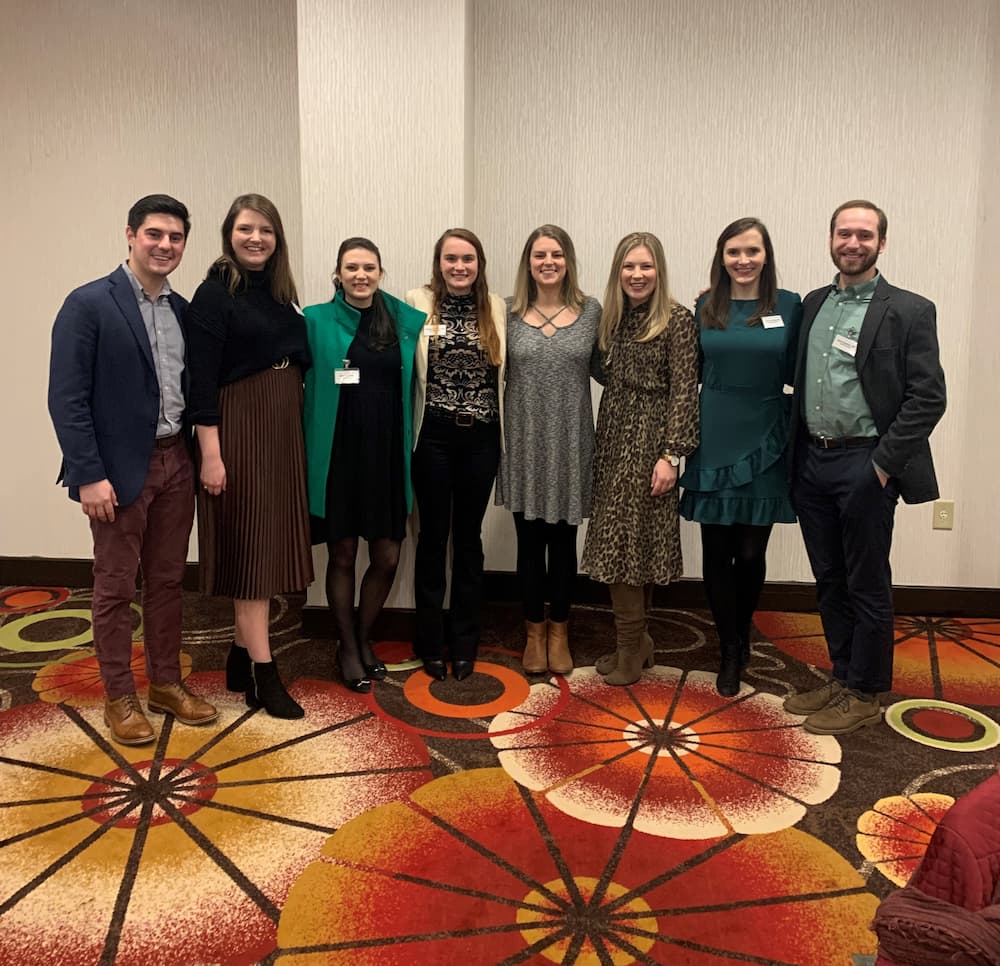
[303, 237, 425, 692]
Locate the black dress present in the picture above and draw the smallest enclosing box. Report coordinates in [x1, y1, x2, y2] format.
[316, 305, 407, 543]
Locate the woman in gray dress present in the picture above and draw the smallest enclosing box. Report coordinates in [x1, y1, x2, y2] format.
[497, 225, 602, 675]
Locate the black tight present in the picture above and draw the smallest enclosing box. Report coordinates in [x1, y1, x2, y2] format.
[512, 513, 578, 623]
[326, 536, 402, 679]
[700, 523, 773, 650]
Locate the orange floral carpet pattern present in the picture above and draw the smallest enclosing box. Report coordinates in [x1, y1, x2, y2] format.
[0, 586, 997, 965]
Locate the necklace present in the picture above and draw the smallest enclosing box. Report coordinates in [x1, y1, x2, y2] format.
[531, 304, 567, 331]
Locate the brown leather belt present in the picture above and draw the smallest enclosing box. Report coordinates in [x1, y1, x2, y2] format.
[154, 433, 182, 449]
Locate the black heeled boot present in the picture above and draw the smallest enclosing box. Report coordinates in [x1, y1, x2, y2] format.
[248, 660, 304, 719]
[225, 642, 251, 692]
[422, 658, 447, 681]
[715, 643, 742, 698]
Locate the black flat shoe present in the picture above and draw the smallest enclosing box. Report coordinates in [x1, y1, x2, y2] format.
[422, 658, 447, 681]
[364, 661, 388, 681]
[452, 660, 474, 681]
[359, 639, 388, 681]
[337, 655, 372, 694]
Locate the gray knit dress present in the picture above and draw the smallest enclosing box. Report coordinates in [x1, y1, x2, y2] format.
[496, 296, 602, 525]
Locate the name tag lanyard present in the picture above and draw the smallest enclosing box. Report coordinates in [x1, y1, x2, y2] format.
[334, 358, 360, 385]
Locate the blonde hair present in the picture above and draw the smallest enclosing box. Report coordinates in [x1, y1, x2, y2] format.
[511, 224, 585, 318]
[598, 232, 674, 351]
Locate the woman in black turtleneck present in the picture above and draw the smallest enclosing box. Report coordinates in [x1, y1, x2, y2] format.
[406, 229, 507, 682]
[186, 193, 313, 719]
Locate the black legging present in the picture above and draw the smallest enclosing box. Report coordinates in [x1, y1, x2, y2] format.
[512, 513, 578, 623]
[700, 523, 773, 650]
[326, 536, 401, 680]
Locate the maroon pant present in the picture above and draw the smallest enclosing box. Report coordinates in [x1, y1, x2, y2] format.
[90, 437, 195, 699]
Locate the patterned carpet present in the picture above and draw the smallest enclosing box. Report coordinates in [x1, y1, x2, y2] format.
[0, 585, 998, 965]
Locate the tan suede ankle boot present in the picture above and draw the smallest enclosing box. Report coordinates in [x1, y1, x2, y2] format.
[547, 620, 573, 674]
[522, 620, 548, 673]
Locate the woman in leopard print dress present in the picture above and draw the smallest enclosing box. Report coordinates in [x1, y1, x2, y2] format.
[581, 232, 699, 685]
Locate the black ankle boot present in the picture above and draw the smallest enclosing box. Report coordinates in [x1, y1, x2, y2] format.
[249, 660, 304, 719]
[225, 642, 251, 692]
[716, 646, 742, 698]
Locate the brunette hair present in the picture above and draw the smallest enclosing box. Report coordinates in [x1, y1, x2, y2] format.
[213, 193, 298, 304]
[701, 218, 777, 330]
[127, 194, 190, 238]
[426, 228, 501, 366]
[599, 232, 674, 352]
[510, 224, 585, 318]
[334, 236, 397, 351]
[829, 199, 888, 240]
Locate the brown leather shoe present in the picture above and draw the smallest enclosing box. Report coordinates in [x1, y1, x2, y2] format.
[523, 621, 548, 673]
[783, 678, 845, 716]
[547, 620, 573, 675]
[803, 689, 881, 735]
[148, 681, 219, 726]
[104, 693, 155, 745]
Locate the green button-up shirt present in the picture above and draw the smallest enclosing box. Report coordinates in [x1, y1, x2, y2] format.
[804, 273, 880, 438]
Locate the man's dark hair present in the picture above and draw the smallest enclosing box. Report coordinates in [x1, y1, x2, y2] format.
[829, 199, 887, 241]
[127, 194, 191, 237]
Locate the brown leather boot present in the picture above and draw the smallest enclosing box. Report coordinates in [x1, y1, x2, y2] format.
[603, 583, 650, 686]
[547, 620, 573, 674]
[148, 681, 219, 726]
[104, 693, 155, 745]
[523, 621, 548, 673]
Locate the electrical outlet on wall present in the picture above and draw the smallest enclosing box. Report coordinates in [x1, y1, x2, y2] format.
[932, 499, 954, 530]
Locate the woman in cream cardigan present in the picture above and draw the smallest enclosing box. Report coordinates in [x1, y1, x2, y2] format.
[406, 228, 506, 682]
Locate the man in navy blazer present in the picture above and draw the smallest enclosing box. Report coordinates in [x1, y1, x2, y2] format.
[784, 200, 946, 735]
[48, 194, 217, 745]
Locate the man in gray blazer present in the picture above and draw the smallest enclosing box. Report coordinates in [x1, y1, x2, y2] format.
[49, 194, 217, 745]
[784, 200, 946, 735]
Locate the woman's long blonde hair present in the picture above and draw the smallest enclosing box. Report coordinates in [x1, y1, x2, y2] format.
[598, 232, 674, 351]
[426, 228, 501, 367]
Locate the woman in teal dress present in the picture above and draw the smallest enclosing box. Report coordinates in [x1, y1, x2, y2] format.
[679, 218, 802, 697]
[303, 238, 425, 693]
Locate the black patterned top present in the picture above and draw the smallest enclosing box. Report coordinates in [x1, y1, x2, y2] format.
[425, 293, 499, 423]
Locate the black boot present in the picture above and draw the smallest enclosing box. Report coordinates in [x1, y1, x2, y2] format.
[225, 642, 251, 692]
[716, 643, 742, 698]
[738, 628, 751, 669]
[248, 660, 304, 719]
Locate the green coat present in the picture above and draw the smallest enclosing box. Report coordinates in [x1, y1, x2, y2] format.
[302, 290, 426, 520]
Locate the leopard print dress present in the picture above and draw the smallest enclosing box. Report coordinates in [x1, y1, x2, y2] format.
[581, 301, 699, 586]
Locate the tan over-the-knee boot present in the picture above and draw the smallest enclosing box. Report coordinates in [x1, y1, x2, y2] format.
[604, 583, 652, 686]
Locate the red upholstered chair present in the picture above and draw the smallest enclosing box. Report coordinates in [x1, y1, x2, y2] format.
[873, 769, 1000, 966]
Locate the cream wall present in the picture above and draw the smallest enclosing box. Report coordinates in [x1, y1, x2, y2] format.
[2, 0, 302, 562]
[3, 0, 998, 598]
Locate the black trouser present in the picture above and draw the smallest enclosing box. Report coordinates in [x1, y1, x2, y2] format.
[412, 413, 501, 661]
[792, 440, 898, 694]
[512, 513, 578, 623]
[700, 522, 773, 652]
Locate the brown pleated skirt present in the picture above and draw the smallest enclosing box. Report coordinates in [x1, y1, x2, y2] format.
[197, 364, 314, 598]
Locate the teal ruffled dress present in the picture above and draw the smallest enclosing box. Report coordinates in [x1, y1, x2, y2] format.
[679, 289, 802, 525]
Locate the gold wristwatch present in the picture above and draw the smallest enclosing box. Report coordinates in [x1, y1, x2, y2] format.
[661, 452, 680, 467]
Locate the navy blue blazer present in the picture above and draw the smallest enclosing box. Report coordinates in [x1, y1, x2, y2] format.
[789, 276, 946, 505]
[48, 265, 189, 508]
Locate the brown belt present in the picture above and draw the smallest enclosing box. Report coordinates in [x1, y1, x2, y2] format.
[154, 433, 182, 449]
